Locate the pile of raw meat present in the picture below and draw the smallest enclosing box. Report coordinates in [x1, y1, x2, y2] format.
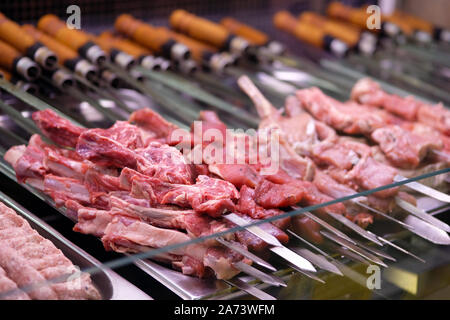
[0, 201, 101, 300]
[3, 77, 449, 280]
[4, 100, 358, 280]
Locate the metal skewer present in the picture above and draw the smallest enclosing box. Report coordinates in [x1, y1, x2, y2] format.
[394, 175, 450, 203]
[215, 237, 276, 272]
[396, 197, 450, 232]
[224, 278, 276, 300]
[291, 207, 356, 244]
[290, 245, 344, 276]
[224, 213, 316, 273]
[231, 261, 286, 287]
[372, 232, 426, 263]
[351, 199, 412, 229]
[320, 231, 388, 267]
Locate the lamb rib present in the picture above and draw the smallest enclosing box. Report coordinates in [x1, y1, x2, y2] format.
[237, 75, 421, 245]
[296, 86, 444, 169]
[351, 78, 450, 135]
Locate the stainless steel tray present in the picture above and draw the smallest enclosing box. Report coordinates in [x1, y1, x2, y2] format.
[0, 190, 152, 300]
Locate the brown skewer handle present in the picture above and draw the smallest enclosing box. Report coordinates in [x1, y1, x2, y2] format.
[22, 24, 97, 81]
[390, 11, 431, 43]
[92, 35, 142, 81]
[0, 67, 11, 81]
[37, 14, 106, 65]
[98, 32, 167, 70]
[0, 66, 39, 94]
[99, 32, 151, 57]
[298, 12, 376, 55]
[161, 27, 232, 72]
[0, 39, 40, 81]
[93, 36, 135, 70]
[100, 32, 172, 71]
[220, 17, 268, 45]
[99, 68, 120, 88]
[382, 14, 413, 38]
[357, 5, 413, 38]
[273, 11, 349, 57]
[391, 10, 450, 43]
[0, 12, 58, 70]
[169, 9, 250, 55]
[43, 67, 75, 90]
[220, 17, 285, 56]
[115, 14, 190, 62]
[327, 2, 401, 39]
[299, 12, 360, 46]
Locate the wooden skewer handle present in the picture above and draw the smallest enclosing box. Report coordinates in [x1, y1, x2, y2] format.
[0, 39, 40, 81]
[392, 11, 433, 34]
[0, 12, 58, 69]
[220, 17, 268, 46]
[0, 39, 23, 70]
[22, 24, 97, 79]
[0, 67, 12, 81]
[0, 12, 35, 52]
[38, 14, 105, 65]
[327, 2, 403, 39]
[99, 32, 151, 58]
[93, 36, 135, 70]
[38, 14, 88, 50]
[382, 14, 413, 36]
[274, 11, 348, 57]
[390, 11, 450, 42]
[0, 66, 38, 93]
[115, 14, 189, 61]
[22, 24, 77, 64]
[299, 12, 360, 46]
[162, 27, 216, 64]
[274, 11, 327, 48]
[170, 9, 230, 49]
[326, 2, 370, 29]
[169, 9, 249, 55]
[99, 32, 165, 70]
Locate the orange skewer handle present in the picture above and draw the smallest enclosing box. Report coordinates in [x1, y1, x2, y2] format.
[299, 11, 376, 55]
[390, 10, 450, 43]
[220, 17, 268, 46]
[22, 24, 77, 64]
[220, 17, 285, 56]
[392, 11, 433, 33]
[22, 24, 97, 80]
[162, 27, 232, 72]
[99, 32, 169, 71]
[93, 35, 136, 70]
[327, 2, 401, 39]
[0, 66, 39, 93]
[115, 14, 189, 61]
[162, 28, 215, 61]
[274, 11, 348, 57]
[0, 13, 35, 52]
[169, 10, 249, 55]
[0, 12, 57, 69]
[0, 39, 40, 81]
[99, 32, 151, 57]
[0, 67, 12, 81]
[38, 14, 106, 65]
[299, 12, 360, 46]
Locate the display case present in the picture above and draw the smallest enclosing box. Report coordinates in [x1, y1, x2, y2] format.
[0, 0, 448, 300]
